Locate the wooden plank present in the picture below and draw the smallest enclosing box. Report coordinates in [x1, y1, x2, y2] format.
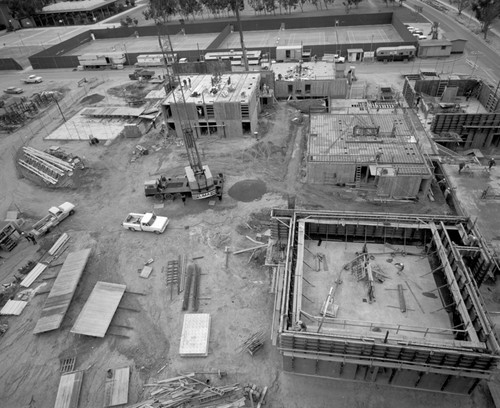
[49, 233, 70, 256]
[34, 249, 91, 334]
[139, 266, 153, 279]
[0, 300, 28, 315]
[20, 262, 48, 287]
[104, 366, 130, 407]
[71, 282, 126, 338]
[54, 371, 84, 408]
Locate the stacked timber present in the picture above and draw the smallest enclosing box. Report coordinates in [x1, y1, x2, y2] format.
[18, 147, 76, 186]
[133, 374, 243, 408]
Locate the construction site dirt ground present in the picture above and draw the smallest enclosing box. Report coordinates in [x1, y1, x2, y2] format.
[0, 71, 498, 408]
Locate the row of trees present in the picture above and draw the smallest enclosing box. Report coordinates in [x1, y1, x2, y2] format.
[143, 0, 364, 22]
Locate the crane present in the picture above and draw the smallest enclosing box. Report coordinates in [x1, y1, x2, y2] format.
[182, 127, 220, 200]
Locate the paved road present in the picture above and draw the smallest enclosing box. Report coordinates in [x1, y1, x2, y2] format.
[406, 0, 500, 84]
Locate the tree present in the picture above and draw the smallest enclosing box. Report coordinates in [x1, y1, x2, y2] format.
[323, 0, 335, 9]
[451, 0, 470, 15]
[263, 0, 277, 14]
[472, 0, 500, 39]
[179, 0, 202, 20]
[143, 0, 178, 23]
[8, 0, 50, 22]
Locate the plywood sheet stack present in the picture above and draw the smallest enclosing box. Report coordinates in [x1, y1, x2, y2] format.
[179, 313, 211, 357]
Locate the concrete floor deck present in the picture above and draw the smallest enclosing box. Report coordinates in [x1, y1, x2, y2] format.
[301, 241, 455, 342]
[45, 109, 127, 140]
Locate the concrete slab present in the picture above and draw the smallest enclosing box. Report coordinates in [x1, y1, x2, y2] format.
[301, 241, 454, 342]
[44, 108, 126, 141]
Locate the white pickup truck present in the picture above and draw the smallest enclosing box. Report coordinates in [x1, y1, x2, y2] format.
[30, 202, 75, 237]
[122, 212, 169, 234]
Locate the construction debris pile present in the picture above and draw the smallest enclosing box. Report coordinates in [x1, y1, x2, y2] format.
[133, 373, 249, 408]
[17, 146, 84, 186]
[344, 248, 388, 303]
[0, 91, 63, 131]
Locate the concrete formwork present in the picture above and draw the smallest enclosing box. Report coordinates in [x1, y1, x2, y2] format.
[270, 209, 500, 394]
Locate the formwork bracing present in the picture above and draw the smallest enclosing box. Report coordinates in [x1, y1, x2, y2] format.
[270, 209, 500, 394]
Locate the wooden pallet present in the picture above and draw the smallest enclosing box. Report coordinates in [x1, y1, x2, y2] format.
[60, 357, 76, 373]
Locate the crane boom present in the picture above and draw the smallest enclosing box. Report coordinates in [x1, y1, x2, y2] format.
[183, 127, 203, 174]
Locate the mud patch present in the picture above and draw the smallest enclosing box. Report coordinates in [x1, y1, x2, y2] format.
[81, 93, 105, 104]
[422, 292, 437, 299]
[228, 179, 267, 202]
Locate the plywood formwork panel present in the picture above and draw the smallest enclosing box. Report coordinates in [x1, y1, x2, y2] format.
[70, 281, 126, 338]
[103, 366, 130, 407]
[54, 371, 84, 408]
[391, 369, 419, 387]
[21, 262, 48, 287]
[294, 356, 317, 375]
[34, 249, 91, 334]
[179, 313, 211, 357]
[340, 363, 357, 380]
[0, 300, 28, 315]
[443, 376, 477, 394]
[416, 372, 447, 391]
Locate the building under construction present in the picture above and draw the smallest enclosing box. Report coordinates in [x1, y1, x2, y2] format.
[306, 113, 433, 198]
[162, 73, 260, 139]
[269, 209, 500, 394]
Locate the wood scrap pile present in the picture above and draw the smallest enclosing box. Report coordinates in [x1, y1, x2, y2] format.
[239, 330, 266, 356]
[134, 373, 243, 408]
[18, 147, 77, 186]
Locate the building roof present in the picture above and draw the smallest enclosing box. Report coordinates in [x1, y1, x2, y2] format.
[443, 33, 467, 41]
[41, 0, 116, 13]
[272, 61, 335, 81]
[418, 40, 452, 47]
[308, 114, 430, 174]
[163, 73, 260, 106]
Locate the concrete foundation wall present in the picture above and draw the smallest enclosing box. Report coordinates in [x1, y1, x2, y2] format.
[282, 354, 479, 394]
[377, 174, 422, 197]
[274, 79, 348, 99]
[431, 112, 500, 149]
[307, 162, 356, 184]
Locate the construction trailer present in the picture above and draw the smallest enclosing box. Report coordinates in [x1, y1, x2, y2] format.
[162, 73, 260, 139]
[306, 113, 433, 199]
[417, 40, 452, 58]
[272, 61, 348, 100]
[276, 45, 303, 62]
[269, 209, 500, 394]
[135, 54, 176, 67]
[77, 52, 125, 70]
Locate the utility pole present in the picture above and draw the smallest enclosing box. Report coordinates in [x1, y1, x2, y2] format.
[53, 95, 66, 122]
[234, 0, 249, 71]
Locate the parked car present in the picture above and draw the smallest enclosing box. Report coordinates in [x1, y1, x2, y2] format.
[418, 35, 428, 40]
[23, 75, 43, 84]
[407, 27, 416, 32]
[4, 86, 24, 94]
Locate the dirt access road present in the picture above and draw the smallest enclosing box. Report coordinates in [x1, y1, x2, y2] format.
[0, 70, 494, 408]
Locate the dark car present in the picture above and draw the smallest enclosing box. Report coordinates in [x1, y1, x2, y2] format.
[4, 86, 24, 94]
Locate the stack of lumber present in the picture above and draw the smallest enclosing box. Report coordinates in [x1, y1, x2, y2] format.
[132, 374, 243, 408]
[18, 147, 75, 185]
